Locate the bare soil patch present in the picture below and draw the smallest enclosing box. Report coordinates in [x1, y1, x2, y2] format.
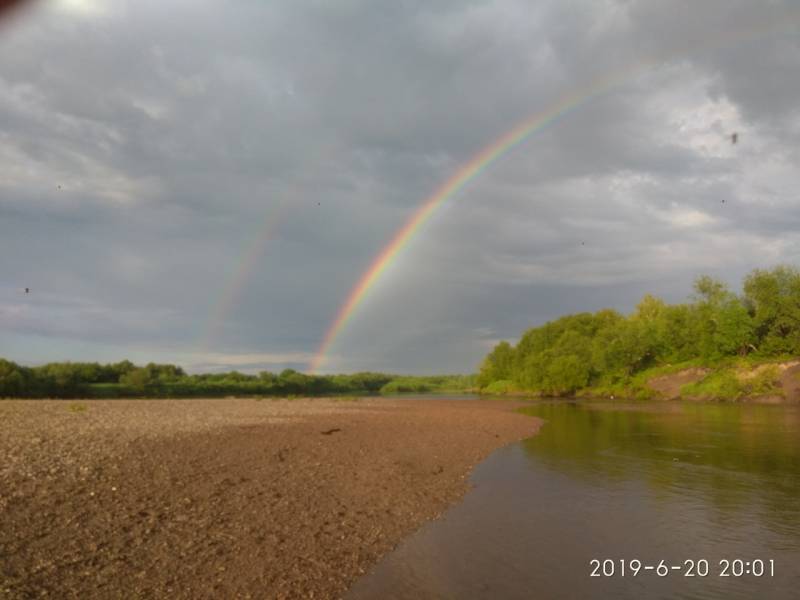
[777, 362, 800, 403]
[647, 368, 710, 400]
[0, 398, 538, 599]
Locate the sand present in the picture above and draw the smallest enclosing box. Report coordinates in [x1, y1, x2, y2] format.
[0, 397, 539, 599]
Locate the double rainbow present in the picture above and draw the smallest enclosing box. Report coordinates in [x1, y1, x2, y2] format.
[309, 13, 800, 373]
[195, 11, 800, 372]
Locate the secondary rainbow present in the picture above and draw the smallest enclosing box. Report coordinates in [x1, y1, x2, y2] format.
[199, 202, 289, 352]
[309, 13, 800, 373]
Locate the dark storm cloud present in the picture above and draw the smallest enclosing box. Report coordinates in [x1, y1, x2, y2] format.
[1, 0, 799, 373]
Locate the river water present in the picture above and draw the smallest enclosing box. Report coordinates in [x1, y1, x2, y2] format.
[348, 401, 800, 599]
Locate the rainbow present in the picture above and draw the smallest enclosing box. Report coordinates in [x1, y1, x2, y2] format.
[307, 79, 615, 372]
[199, 201, 289, 352]
[309, 13, 800, 373]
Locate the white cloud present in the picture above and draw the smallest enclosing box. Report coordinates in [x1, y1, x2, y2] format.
[660, 207, 716, 228]
[181, 352, 315, 374]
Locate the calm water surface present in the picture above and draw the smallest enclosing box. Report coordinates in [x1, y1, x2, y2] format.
[348, 401, 800, 599]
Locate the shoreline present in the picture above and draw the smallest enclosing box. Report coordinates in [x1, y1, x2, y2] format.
[0, 397, 540, 599]
[480, 358, 800, 404]
[482, 389, 800, 403]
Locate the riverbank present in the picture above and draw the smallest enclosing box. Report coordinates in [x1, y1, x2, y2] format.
[0, 397, 539, 599]
[593, 358, 800, 403]
[480, 358, 800, 403]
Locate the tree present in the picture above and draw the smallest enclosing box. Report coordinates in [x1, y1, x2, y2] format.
[713, 298, 755, 356]
[597, 319, 656, 376]
[655, 304, 698, 362]
[259, 371, 278, 384]
[545, 355, 590, 394]
[109, 360, 136, 382]
[120, 368, 156, 393]
[0, 359, 26, 397]
[478, 341, 515, 387]
[692, 275, 729, 305]
[743, 266, 800, 354]
[690, 275, 744, 359]
[35, 363, 88, 397]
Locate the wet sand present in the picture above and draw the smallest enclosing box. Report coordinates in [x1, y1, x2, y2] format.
[0, 397, 539, 599]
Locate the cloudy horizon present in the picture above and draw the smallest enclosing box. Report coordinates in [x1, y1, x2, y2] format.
[2, 0, 800, 374]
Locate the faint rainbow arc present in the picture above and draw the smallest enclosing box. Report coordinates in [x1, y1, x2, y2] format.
[199, 202, 289, 352]
[309, 14, 800, 373]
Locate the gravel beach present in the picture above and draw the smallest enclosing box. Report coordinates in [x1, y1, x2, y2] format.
[0, 397, 539, 599]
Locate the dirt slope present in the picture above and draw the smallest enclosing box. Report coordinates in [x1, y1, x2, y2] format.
[646, 368, 710, 400]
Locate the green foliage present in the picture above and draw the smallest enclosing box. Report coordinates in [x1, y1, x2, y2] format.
[379, 374, 475, 395]
[379, 377, 432, 394]
[477, 341, 514, 387]
[713, 299, 756, 357]
[746, 366, 780, 396]
[651, 362, 778, 402]
[545, 355, 591, 394]
[482, 379, 517, 395]
[743, 266, 800, 355]
[479, 266, 800, 397]
[0, 359, 27, 397]
[681, 371, 744, 400]
[0, 357, 472, 400]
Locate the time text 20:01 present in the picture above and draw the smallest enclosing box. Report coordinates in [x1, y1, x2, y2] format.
[589, 559, 775, 577]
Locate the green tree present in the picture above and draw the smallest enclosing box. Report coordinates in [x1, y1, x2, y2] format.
[655, 304, 698, 362]
[743, 265, 800, 354]
[545, 355, 590, 394]
[0, 359, 26, 397]
[478, 341, 515, 387]
[713, 298, 755, 356]
[120, 367, 156, 393]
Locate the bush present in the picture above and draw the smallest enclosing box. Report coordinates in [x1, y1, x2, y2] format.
[741, 365, 780, 396]
[379, 378, 432, 394]
[681, 371, 744, 400]
[482, 379, 517, 395]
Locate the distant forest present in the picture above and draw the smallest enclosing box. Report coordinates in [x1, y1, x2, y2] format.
[479, 266, 800, 396]
[0, 359, 475, 399]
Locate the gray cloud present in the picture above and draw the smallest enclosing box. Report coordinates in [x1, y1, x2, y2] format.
[1, 0, 799, 373]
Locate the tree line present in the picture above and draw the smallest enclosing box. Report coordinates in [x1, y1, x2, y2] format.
[478, 265, 800, 395]
[0, 358, 474, 399]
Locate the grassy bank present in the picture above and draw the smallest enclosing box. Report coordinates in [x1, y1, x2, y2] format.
[584, 356, 796, 401]
[482, 357, 799, 402]
[479, 364, 796, 403]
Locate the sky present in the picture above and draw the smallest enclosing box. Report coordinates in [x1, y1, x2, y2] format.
[1, 0, 799, 374]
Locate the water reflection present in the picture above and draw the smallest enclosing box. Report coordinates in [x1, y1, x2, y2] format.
[349, 401, 800, 600]
[520, 402, 800, 541]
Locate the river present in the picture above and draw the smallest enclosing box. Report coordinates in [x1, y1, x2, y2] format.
[348, 400, 800, 599]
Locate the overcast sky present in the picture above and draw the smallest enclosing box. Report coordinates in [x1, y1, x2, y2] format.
[1, 0, 799, 374]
